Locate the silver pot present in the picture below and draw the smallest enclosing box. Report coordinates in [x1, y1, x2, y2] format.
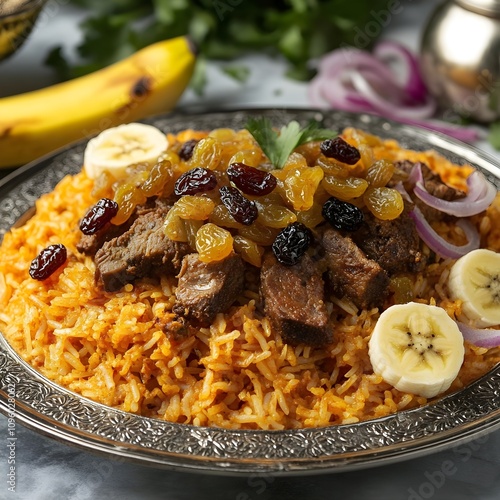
[420, 0, 500, 123]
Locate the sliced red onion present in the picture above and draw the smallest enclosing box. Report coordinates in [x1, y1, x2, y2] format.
[309, 43, 482, 143]
[457, 321, 500, 348]
[348, 68, 437, 120]
[374, 40, 428, 103]
[408, 205, 480, 259]
[411, 163, 496, 217]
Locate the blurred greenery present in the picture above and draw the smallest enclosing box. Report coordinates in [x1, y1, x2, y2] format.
[47, 0, 391, 85]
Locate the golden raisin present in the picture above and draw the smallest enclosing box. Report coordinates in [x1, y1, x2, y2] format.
[112, 183, 147, 225]
[390, 276, 414, 304]
[188, 137, 221, 170]
[256, 203, 297, 228]
[295, 202, 324, 229]
[140, 159, 174, 197]
[316, 156, 351, 178]
[233, 235, 264, 267]
[365, 159, 395, 188]
[238, 223, 278, 246]
[208, 128, 236, 142]
[229, 149, 262, 168]
[209, 204, 244, 229]
[196, 223, 234, 263]
[322, 176, 368, 201]
[173, 196, 215, 220]
[279, 164, 324, 212]
[164, 209, 188, 242]
[184, 219, 203, 249]
[363, 187, 404, 220]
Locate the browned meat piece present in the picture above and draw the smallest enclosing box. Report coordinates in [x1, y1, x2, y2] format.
[94, 209, 191, 292]
[352, 206, 425, 275]
[322, 227, 389, 309]
[173, 252, 245, 325]
[260, 252, 332, 347]
[260, 253, 332, 346]
[77, 196, 175, 257]
[394, 160, 466, 223]
[77, 220, 132, 256]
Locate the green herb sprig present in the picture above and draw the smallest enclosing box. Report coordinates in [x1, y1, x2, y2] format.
[245, 117, 336, 170]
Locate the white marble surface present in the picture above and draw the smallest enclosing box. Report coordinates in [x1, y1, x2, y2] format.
[1, 1, 500, 499]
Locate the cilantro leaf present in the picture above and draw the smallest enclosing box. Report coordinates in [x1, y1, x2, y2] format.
[245, 117, 336, 169]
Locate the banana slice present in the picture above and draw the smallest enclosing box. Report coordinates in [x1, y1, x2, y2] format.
[448, 249, 500, 327]
[368, 303, 464, 398]
[83, 123, 168, 180]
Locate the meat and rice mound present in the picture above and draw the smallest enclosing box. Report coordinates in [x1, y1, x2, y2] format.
[0, 124, 499, 430]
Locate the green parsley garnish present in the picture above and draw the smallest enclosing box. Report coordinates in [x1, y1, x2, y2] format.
[245, 117, 336, 170]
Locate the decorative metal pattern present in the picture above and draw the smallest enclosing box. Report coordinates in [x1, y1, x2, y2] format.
[0, 110, 499, 474]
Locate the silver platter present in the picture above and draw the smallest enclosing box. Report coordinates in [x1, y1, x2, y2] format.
[0, 109, 499, 475]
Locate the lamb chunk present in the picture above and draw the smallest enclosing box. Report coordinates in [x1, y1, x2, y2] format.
[77, 196, 175, 257]
[260, 252, 332, 347]
[172, 252, 245, 325]
[322, 227, 389, 309]
[77, 220, 132, 256]
[353, 206, 425, 274]
[394, 160, 466, 223]
[94, 208, 190, 292]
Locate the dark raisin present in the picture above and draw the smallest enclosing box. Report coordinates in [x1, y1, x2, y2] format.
[80, 198, 119, 235]
[178, 139, 198, 161]
[322, 197, 364, 231]
[272, 222, 312, 266]
[219, 185, 258, 226]
[227, 162, 277, 196]
[174, 167, 217, 196]
[29, 244, 67, 281]
[320, 137, 361, 165]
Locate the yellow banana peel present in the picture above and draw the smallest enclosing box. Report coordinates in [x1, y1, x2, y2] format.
[0, 36, 196, 168]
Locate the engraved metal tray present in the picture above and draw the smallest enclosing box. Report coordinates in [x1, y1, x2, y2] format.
[0, 109, 499, 475]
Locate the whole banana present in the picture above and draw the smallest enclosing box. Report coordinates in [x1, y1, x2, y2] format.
[0, 36, 196, 168]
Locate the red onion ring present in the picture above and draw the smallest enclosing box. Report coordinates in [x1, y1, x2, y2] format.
[411, 163, 496, 217]
[457, 321, 500, 348]
[408, 205, 480, 259]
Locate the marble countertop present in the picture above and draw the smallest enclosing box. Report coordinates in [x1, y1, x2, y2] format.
[1, 1, 500, 499]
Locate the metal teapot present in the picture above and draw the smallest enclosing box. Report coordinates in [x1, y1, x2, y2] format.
[420, 0, 500, 123]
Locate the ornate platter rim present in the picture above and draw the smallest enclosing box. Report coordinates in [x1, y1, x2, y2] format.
[0, 108, 499, 475]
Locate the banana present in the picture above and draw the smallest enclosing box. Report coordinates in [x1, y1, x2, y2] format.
[0, 36, 195, 168]
[448, 248, 500, 327]
[84, 123, 168, 180]
[368, 302, 465, 398]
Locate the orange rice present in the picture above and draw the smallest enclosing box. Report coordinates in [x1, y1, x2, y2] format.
[0, 129, 499, 430]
